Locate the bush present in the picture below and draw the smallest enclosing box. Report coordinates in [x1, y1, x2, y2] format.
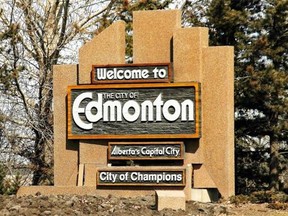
[268, 202, 288, 210]
[229, 194, 250, 205]
[2, 172, 22, 195]
[0, 163, 22, 195]
[229, 191, 288, 207]
[250, 191, 288, 204]
[250, 191, 273, 203]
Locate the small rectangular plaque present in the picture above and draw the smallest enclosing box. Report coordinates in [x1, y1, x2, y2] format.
[108, 142, 184, 161]
[97, 168, 185, 186]
[91, 63, 172, 84]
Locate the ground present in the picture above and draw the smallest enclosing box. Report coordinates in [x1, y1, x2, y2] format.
[0, 194, 287, 216]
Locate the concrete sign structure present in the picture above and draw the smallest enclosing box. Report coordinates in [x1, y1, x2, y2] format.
[17, 10, 234, 203]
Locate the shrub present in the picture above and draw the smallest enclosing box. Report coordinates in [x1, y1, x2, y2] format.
[250, 191, 273, 203]
[2, 172, 22, 195]
[229, 194, 250, 205]
[268, 202, 288, 210]
[0, 163, 22, 195]
[250, 191, 288, 204]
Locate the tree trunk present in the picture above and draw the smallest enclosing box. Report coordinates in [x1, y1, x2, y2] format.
[270, 135, 280, 191]
[31, 127, 53, 185]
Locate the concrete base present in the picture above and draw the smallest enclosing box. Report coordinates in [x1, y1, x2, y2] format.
[155, 190, 186, 211]
[191, 188, 219, 203]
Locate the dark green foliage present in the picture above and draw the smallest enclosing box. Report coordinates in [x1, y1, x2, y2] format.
[0, 163, 6, 194]
[250, 190, 288, 203]
[181, 0, 288, 193]
[229, 194, 250, 205]
[235, 148, 270, 194]
[230, 190, 288, 206]
[184, 0, 288, 193]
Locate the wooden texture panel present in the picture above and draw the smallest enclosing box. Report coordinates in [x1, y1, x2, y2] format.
[67, 83, 201, 139]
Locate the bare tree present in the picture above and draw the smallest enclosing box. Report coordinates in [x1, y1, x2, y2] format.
[0, 0, 116, 185]
[0, 0, 174, 186]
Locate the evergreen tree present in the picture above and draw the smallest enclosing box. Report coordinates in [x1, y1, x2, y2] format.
[183, 0, 288, 192]
[210, 1, 288, 190]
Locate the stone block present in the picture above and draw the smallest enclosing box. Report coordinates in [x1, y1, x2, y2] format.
[77, 164, 84, 186]
[78, 21, 125, 84]
[191, 188, 219, 203]
[173, 27, 208, 82]
[83, 163, 98, 186]
[184, 164, 192, 201]
[156, 190, 186, 211]
[202, 46, 235, 198]
[53, 65, 78, 186]
[133, 10, 181, 63]
[79, 140, 108, 165]
[193, 164, 217, 188]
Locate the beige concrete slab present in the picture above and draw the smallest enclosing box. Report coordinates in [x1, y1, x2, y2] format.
[133, 10, 181, 64]
[53, 65, 78, 186]
[77, 164, 84, 186]
[193, 164, 217, 188]
[83, 163, 98, 186]
[173, 27, 208, 82]
[191, 188, 219, 203]
[184, 164, 192, 201]
[78, 21, 126, 84]
[79, 140, 108, 165]
[184, 140, 204, 165]
[77, 21, 126, 183]
[202, 46, 235, 198]
[156, 190, 186, 211]
[173, 22, 234, 198]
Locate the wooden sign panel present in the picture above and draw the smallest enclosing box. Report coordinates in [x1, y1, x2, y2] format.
[92, 63, 172, 84]
[108, 141, 184, 161]
[97, 168, 185, 186]
[67, 82, 200, 139]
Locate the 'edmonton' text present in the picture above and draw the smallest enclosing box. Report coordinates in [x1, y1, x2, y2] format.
[72, 92, 194, 130]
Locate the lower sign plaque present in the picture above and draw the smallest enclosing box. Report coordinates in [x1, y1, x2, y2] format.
[97, 169, 185, 186]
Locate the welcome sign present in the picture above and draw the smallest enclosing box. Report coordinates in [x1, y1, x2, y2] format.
[67, 82, 200, 139]
[41, 10, 235, 201]
[92, 63, 172, 84]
